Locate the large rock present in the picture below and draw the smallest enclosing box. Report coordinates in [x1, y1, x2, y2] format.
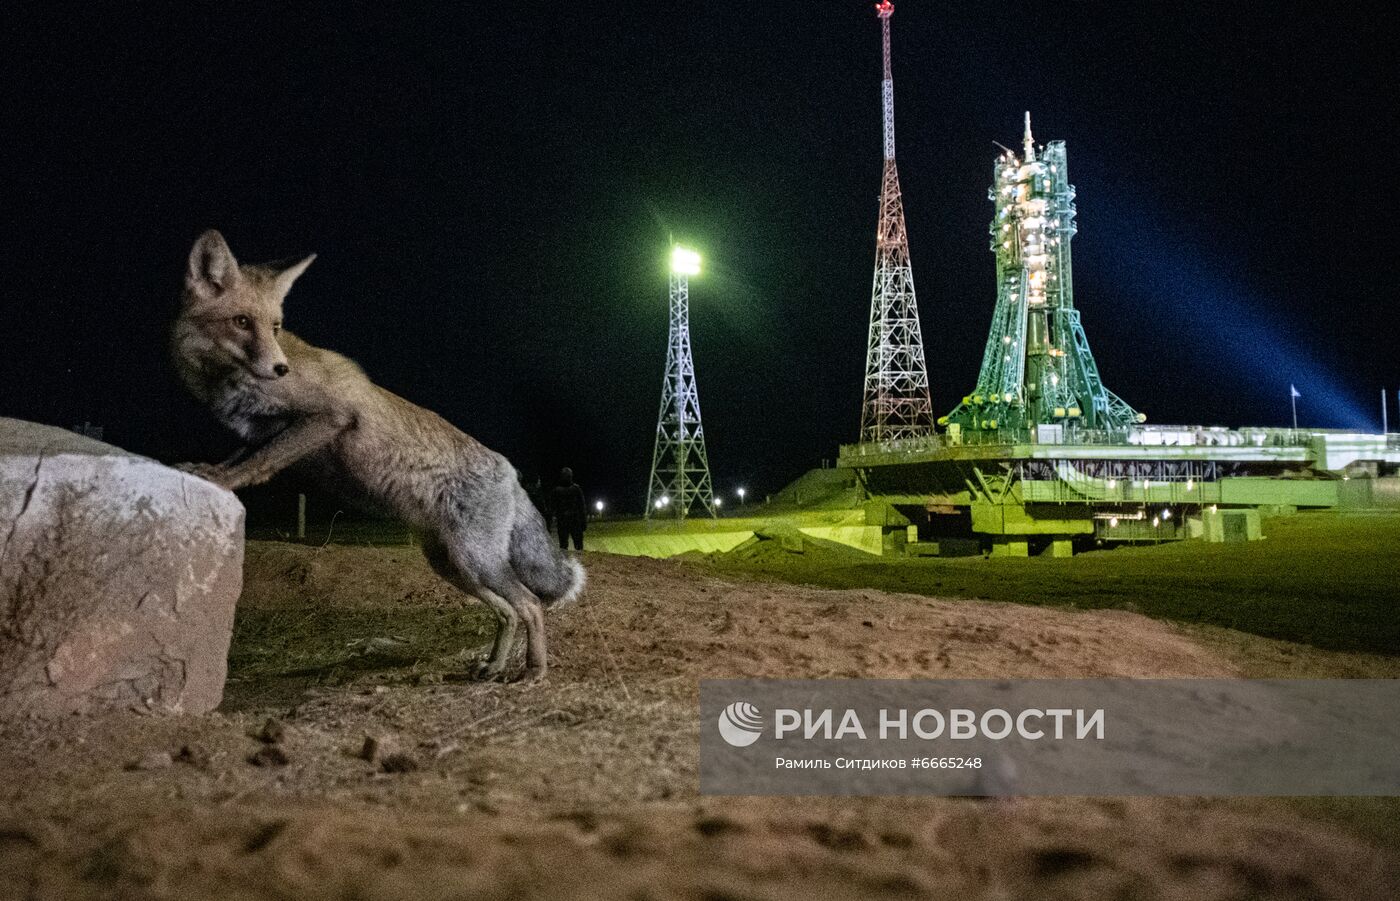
[0, 418, 244, 718]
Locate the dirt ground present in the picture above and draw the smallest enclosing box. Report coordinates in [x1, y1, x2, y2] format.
[2, 542, 1396, 900]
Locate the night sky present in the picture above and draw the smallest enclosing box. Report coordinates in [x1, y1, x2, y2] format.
[2, 2, 1396, 515]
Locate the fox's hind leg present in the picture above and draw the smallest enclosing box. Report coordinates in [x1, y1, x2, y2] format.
[503, 593, 547, 682]
[472, 587, 522, 680]
[421, 535, 520, 679]
[471, 570, 548, 683]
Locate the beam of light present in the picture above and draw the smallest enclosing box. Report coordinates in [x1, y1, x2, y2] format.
[1086, 194, 1372, 429]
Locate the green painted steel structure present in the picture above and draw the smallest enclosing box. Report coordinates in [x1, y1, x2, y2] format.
[838, 427, 1400, 553]
[831, 118, 1400, 555]
[943, 114, 1140, 435]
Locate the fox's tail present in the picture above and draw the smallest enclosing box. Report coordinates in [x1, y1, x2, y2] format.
[508, 484, 586, 608]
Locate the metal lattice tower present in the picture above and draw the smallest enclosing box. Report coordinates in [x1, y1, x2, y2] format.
[943, 114, 1142, 436]
[859, 0, 935, 444]
[646, 247, 716, 519]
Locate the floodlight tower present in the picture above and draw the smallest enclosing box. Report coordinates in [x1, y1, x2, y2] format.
[943, 114, 1142, 437]
[859, 0, 935, 444]
[646, 246, 717, 519]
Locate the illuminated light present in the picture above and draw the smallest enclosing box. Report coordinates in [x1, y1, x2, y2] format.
[670, 246, 701, 276]
[1162, 509, 1172, 520]
[714, 497, 723, 508]
[737, 487, 747, 501]
[1107, 479, 1117, 489]
[1152, 517, 1161, 528]
[1209, 505, 1218, 513]
[1109, 517, 1118, 528]
[595, 500, 605, 513]
[1186, 479, 1195, 491]
[661, 495, 671, 506]
[654, 499, 664, 510]
[1002, 335, 1011, 344]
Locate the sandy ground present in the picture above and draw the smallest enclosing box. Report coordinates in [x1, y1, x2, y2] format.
[1, 542, 1396, 899]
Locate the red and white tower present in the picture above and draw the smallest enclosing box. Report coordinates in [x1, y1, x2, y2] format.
[859, 0, 935, 443]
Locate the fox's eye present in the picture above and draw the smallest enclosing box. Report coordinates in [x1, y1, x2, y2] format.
[233, 315, 252, 330]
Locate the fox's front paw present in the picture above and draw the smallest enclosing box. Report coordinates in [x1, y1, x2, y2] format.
[174, 462, 236, 489]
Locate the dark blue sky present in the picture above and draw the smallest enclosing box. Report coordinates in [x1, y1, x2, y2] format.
[1, 2, 1395, 512]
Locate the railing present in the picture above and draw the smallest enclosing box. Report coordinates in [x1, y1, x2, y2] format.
[839, 425, 1320, 460]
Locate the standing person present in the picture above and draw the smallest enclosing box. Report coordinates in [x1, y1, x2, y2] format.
[522, 473, 551, 527]
[552, 467, 587, 552]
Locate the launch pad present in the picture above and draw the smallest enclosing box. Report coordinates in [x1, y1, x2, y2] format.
[842, 19, 1399, 556]
[840, 426, 1400, 556]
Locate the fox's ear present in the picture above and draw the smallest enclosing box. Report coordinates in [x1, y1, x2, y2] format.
[275, 253, 317, 295]
[186, 230, 239, 300]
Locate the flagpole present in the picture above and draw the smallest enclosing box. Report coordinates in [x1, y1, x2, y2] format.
[1290, 386, 1298, 432]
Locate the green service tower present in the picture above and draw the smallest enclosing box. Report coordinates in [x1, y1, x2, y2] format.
[943, 113, 1142, 439]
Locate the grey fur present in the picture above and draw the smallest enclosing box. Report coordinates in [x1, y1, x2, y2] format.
[171, 230, 583, 682]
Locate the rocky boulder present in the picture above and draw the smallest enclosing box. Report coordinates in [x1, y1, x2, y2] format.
[0, 418, 244, 718]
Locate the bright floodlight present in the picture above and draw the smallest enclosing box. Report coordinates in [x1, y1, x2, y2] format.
[670, 246, 701, 276]
[595, 500, 605, 513]
[714, 497, 723, 507]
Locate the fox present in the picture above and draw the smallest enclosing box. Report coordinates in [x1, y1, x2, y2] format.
[170, 229, 583, 683]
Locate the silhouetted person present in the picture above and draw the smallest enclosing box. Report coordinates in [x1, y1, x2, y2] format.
[522, 473, 550, 525]
[552, 467, 586, 551]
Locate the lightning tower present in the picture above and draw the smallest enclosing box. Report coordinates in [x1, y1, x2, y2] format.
[859, 0, 935, 443]
[943, 114, 1142, 437]
[646, 246, 717, 519]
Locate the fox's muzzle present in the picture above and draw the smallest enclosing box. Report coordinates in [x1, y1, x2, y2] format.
[245, 328, 290, 379]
